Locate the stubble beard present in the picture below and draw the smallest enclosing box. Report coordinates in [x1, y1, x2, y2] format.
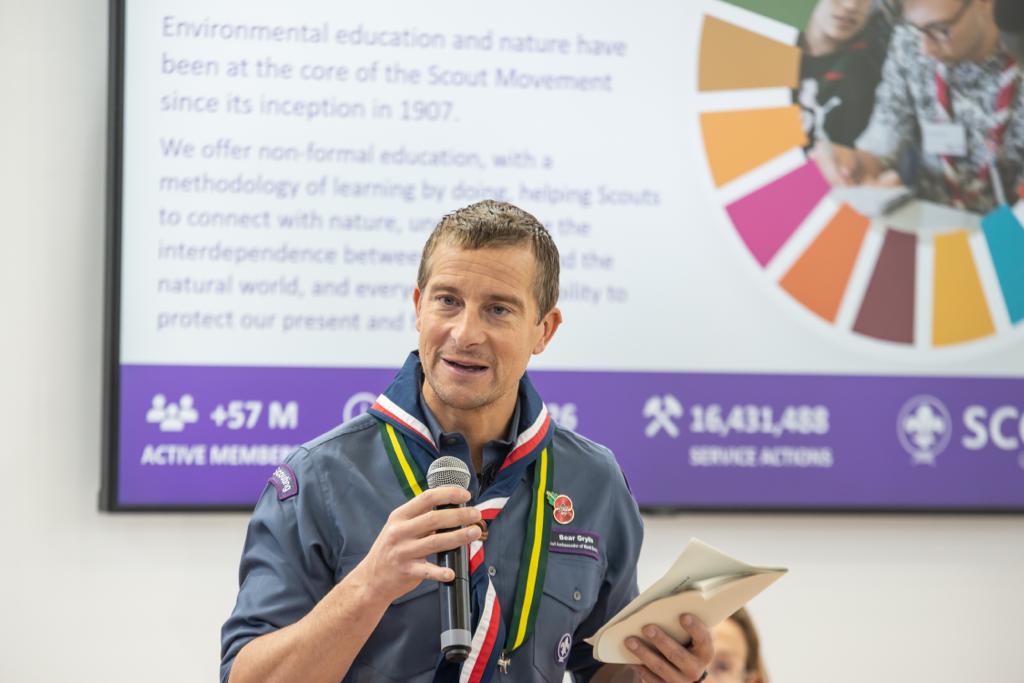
[424, 355, 503, 412]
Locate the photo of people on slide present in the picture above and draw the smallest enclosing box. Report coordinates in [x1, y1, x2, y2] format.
[806, 0, 1024, 218]
[797, 0, 892, 148]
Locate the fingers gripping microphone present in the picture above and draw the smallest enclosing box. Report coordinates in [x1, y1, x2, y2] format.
[427, 456, 473, 662]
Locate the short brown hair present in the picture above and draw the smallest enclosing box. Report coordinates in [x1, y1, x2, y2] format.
[417, 200, 560, 320]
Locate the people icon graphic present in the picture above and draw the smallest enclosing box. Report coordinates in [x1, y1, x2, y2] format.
[146, 393, 199, 432]
[146, 394, 167, 424]
[177, 394, 198, 424]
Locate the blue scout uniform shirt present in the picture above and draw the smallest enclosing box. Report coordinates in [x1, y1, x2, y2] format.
[221, 395, 643, 683]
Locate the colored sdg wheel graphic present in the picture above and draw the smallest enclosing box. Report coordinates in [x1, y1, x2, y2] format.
[697, 0, 1024, 349]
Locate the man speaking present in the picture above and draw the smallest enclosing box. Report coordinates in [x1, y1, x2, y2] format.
[221, 200, 712, 682]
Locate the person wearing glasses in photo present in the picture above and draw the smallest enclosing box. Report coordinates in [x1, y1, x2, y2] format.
[707, 609, 768, 683]
[811, 0, 1023, 214]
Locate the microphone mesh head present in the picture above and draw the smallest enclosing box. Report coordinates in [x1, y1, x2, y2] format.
[427, 455, 471, 490]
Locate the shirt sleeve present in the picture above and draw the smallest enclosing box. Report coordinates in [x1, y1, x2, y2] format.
[855, 26, 919, 164]
[568, 451, 644, 682]
[219, 448, 338, 683]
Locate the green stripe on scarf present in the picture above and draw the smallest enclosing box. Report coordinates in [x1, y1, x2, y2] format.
[505, 447, 553, 653]
[378, 422, 425, 498]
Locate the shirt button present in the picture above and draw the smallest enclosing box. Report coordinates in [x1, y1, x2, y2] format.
[442, 436, 458, 446]
[572, 590, 582, 602]
[487, 565, 497, 577]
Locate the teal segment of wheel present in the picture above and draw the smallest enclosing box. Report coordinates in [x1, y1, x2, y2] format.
[981, 205, 1024, 323]
[717, 0, 818, 30]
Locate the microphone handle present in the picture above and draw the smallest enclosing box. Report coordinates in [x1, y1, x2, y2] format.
[437, 503, 472, 662]
[439, 542, 471, 661]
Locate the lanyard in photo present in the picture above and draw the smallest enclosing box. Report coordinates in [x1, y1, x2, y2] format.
[934, 54, 1020, 208]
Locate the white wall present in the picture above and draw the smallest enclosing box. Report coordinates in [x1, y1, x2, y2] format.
[1, 1, 1022, 681]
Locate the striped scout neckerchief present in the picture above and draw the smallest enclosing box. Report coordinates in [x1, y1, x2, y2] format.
[367, 352, 554, 683]
[934, 53, 1020, 210]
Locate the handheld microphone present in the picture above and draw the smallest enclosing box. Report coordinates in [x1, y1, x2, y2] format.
[427, 456, 473, 663]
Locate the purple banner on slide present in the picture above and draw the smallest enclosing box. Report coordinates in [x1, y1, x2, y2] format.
[117, 364, 1024, 509]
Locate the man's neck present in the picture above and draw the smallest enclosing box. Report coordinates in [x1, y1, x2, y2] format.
[969, 26, 1001, 63]
[803, 24, 840, 57]
[422, 388, 516, 473]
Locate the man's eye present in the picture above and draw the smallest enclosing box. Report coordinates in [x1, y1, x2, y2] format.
[491, 305, 509, 316]
[438, 295, 456, 306]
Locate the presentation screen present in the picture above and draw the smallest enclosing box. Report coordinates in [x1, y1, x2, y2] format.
[103, 0, 1024, 510]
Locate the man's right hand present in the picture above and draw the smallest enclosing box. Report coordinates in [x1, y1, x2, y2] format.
[229, 487, 482, 683]
[810, 141, 862, 185]
[353, 486, 482, 605]
[810, 142, 891, 188]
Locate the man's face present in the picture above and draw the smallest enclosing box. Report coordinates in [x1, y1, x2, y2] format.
[414, 242, 561, 415]
[904, 0, 991, 63]
[812, 0, 873, 45]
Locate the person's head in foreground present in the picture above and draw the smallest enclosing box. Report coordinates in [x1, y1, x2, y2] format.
[710, 608, 768, 683]
[413, 199, 562, 425]
[902, 0, 1001, 64]
[805, 0, 875, 55]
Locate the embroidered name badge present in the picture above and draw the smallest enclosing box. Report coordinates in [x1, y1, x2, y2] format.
[549, 528, 600, 561]
[269, 464, 298, 501]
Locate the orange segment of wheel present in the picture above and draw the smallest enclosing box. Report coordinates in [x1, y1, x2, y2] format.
[698, 16, 801, 91]
[700, 106, 807, 186]
[781, 204, 870, 322]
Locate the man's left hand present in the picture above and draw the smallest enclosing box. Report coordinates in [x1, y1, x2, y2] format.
[625, 613, 713, 683]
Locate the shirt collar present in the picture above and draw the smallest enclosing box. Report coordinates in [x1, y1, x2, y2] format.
[416, 373, 521, 450]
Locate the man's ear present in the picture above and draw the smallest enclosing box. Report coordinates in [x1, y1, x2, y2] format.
[532, 307, 563, 355]
[413, 287, 423, 332]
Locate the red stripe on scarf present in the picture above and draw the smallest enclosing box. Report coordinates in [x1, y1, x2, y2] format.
[468, 600, 502, 683]
[996, 57, 1019, 114]
[370, 402, 437, 451]
[500, 414, 551, 472]
[935, 70, 951, 115]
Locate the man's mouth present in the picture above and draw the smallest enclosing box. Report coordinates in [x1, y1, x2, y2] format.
[833, 14, 858, 31]
[442, 357, 489, 374]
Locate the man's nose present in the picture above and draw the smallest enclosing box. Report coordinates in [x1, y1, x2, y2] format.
[450, 310, 485, 347]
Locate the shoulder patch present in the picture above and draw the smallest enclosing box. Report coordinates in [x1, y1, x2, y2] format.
[269, 464, 299, 501]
